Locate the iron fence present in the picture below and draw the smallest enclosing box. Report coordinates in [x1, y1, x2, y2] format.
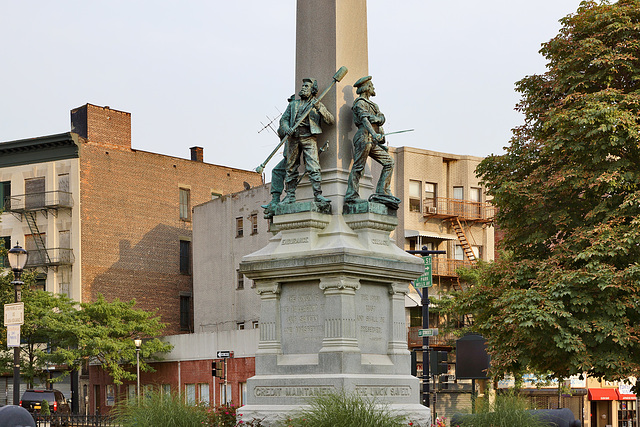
[33, 414, 118, 427]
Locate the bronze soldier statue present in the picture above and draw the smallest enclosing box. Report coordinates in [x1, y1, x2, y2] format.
[280, 78, 334, 204]
[345, 76, 398, 208]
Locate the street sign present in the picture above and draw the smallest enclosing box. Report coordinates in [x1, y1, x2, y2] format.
[216, 350, 232, 358]
[7, 324, 20, 348]
[413, 256, 433, 288]
[418, 328, 439, 337]
[4, 302, 24, 326]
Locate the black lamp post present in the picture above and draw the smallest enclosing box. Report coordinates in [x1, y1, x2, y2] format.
[134, 338, 142, 406]
[407, 246, 446, 409]
[8, 243, 28, 406]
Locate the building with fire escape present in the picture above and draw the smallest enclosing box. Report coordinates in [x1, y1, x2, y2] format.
[0, 103, 263, 407]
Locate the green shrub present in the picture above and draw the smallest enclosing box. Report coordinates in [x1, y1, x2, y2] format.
[278, 390, 411, 427]
[40, 399, 50, 416]
[113, 391, 208, 427]
[453, 392, 546, 427]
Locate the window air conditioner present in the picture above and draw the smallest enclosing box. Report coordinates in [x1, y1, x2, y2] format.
[427, 206, 437, 214]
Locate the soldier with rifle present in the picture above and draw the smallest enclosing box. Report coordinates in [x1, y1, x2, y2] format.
[280, 78, 334, 204]
[345, 75, 397, 208]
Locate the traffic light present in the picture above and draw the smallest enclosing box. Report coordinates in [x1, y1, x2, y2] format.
[411, 350, 418, 377]
[430, 351, 448, 376]
[212, 361, 224, 379]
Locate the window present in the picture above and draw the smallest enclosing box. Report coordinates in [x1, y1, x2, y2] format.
[237, 269, 244, 290]
[250, 213, 258, 235]
[180, 240, 191, 274]
[161, 384, 171, 397]
[1, 236, 10, 268]
[236, 217, 244, 237]
[409, 180, 421, 212]
[105, 385, 115, 406]
[470, 187, 482, 217]
[25, 177, 45, 209]
[127, 384, 136, 401]
[220, 383, 232, 405]
[472, 245, 482, 260]
[58, 174, 70, 206]
[252, 321, 259, 329]
[185, 384, 196, 405]
[0, 181, 10, 209]
[180, 294, 191, 331]
[470, 187, 481, 203]
[237, 322, 245, 330]
[239, 382, 247, 407]
[179, 188, 191, 220]
[59, 230, 72, 264]
[424, 183, 437, 212]
[454, 245, 464, 261]
[453, 186, 464, 200]
[25, 233, 46, 267]
[59, 267, 71, 297]
[198, 383, 210, 406]
[453, 186, 464, 215]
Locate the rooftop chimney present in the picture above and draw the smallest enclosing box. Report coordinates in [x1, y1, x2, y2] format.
[70, 104, 132, 149]
[190, 146, 204, 162]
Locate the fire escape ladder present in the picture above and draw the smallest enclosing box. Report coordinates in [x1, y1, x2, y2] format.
[450, 217, 477, 264]
[24, 211, 51, 265]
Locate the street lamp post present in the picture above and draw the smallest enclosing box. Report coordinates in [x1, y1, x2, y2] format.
[8, 243, 28, 406]
[407, 246, 446, 409]
[134, 338, 142, 405]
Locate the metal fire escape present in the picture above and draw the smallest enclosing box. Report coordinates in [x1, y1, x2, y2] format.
[4, 190, 74, 269]
[449, 217, 477, 264]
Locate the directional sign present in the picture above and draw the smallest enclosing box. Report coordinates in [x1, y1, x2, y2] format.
[7, 324, 20, 348]
[418, 328, 439, 337]
[216, 350, 232, 358]
[413, 256, 433, 288]
[4, 302, 24, 326]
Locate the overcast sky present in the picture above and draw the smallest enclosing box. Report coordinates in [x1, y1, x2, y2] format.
[1, 1, 583, 177]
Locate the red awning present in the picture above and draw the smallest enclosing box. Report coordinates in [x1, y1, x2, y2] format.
[588, 389, 618, 401]
[616, 390, 637, 401]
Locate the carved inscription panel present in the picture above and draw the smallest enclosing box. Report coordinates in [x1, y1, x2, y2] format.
[280, 283, 325, 354]
[355, 284, 389, 354]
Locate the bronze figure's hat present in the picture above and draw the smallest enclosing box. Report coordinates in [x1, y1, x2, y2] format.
[353, 75, 372, 88]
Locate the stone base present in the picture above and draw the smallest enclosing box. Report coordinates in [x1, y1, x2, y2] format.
[343, 200, 397, 216]
[274, 200, 331, 216]
[239, 403, 431, 427]
[240, 373, 431, 426]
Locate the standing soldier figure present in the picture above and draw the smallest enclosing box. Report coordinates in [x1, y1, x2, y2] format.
[280, 78, 334, 204]
[345, 76, 396, 206]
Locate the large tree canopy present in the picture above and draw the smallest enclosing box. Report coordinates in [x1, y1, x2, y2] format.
[446, 0, 640, 382]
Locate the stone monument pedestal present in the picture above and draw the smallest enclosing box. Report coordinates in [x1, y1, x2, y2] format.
[239, 206, 430, 426]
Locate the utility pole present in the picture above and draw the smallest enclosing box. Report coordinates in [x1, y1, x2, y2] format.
[407, 247, 446, 409]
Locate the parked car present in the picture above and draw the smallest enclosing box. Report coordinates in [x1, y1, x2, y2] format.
[19, 389, 70, 415]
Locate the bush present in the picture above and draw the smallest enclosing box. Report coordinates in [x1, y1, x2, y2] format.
[452, 392, 546, 427]
[113, 392, 208, 426]
[277, 390, 411, 427]
[40, 399, 50, 416]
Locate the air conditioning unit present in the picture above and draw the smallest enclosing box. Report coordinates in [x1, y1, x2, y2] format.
[427, 206, 437, 214]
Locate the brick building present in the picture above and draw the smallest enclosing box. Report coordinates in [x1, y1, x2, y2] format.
[89, 329, 259, 414]
[0, 103, 263, 404]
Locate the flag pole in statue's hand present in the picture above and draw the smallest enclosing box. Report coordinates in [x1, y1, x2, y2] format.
[255, 66, 348, 174]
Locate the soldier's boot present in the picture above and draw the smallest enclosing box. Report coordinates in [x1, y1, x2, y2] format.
[282, 189, 296, 204]
[312, 182, 330, 204]
[261, 193, 281, 210]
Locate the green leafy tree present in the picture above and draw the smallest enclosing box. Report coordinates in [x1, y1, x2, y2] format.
[445, 0, 640, 383]
[0, 268, 171, 385]
[74, 295, 172, 384]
